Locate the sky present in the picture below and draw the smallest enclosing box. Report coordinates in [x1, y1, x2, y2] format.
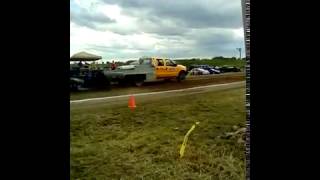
[70, 0, 245, 61]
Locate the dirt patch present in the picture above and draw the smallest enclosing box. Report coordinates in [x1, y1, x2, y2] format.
[70, 72, 245, 100]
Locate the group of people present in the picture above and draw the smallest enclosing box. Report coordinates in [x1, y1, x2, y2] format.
[105, 61, 117, 70]
[76, 60, 117, 70]
[77, 61, 97, 70]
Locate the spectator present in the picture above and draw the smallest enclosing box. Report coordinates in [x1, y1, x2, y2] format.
[106, 62, 110, 70]
[90, 61, 97, 70]
[78, 61, 83, 67]
[111, 60, 117, 70]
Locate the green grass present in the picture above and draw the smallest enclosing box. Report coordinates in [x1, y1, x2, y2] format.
[71, 87, 246, 179]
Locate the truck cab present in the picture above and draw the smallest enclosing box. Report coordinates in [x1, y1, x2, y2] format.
[144, 57, 187, 80]
[153, 58, 186, 79]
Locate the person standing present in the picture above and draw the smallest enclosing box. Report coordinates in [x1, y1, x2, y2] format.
[111, 60, 117, 70]
[78, 61, 83, 67]
[90, 61, 97, 70]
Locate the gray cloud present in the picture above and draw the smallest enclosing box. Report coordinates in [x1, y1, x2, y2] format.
[102, 0, 242, 29]
[187, 29, 243, 56]
[70, 6, 115, 30]
[105, 27, 137, 35]
[137, 18, 189, 36]
[71, 0, 245, 59]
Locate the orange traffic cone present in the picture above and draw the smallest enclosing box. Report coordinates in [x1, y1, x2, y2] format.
[128, 95, 136, 111]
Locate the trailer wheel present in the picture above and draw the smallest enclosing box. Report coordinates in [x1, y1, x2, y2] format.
[130, 74, 145, 87]
[94, 72, 110, 89]
[134, 79, 144, 87]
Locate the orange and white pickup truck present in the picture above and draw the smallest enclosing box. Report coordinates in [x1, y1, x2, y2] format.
[104, 57, 188, 86]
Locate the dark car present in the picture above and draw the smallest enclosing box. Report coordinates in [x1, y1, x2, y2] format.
[217, 66, 241, 73]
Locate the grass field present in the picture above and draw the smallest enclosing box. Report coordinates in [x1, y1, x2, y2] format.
[71, 86, 246, 179]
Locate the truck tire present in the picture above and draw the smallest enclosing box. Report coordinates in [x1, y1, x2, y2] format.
[134, 80, 144, 87]
[177, 71, 186, 82]
[131, 74, 145, 87]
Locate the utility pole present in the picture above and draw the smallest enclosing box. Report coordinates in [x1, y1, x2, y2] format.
[236, 48, 242, 60]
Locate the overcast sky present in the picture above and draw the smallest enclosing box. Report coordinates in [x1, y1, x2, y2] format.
[70, 0, 244, 61]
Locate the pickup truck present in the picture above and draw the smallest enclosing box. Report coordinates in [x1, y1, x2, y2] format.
[104, 57, 187, 86]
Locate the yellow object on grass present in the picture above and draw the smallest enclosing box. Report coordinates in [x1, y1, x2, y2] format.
[179, 122, 200, 158]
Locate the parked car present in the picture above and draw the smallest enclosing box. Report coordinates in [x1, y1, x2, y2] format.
[216, 66, 241, 73]
[207, 68, 220, 74]
[189, 68, 200, 75]
[188, 64, 220, 74]
[189, 68, 210, 75]
[199, 68, 210, 75]
[188, 64, 210, 71]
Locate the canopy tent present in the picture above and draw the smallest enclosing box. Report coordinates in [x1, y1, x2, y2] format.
[70, 51, 102, 61]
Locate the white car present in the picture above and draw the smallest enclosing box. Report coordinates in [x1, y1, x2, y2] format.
[210, 68, 221, 74]
[198, 68, 210, 75]
[190, 68, 210, 75]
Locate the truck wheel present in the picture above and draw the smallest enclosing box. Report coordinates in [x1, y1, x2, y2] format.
[95, 73, 110, 89]
[177, 71, 186, 82]
[134, 80, 144, 87]
[131, 75, 145, 87]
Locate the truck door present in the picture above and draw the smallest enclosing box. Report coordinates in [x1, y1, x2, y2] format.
[155, 59, 166, 78]
[165, 59, 178, 77]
